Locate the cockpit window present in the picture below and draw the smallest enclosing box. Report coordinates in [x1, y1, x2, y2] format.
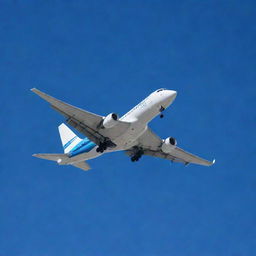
[156, 88, 166, 92]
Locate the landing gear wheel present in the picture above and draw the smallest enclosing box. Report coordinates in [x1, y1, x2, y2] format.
[131, 157, 136, 162]
[160, 106, 165, 112]
[131, 152, 143, 162]
[96, 142, 107, 153]
[131, 157, 138, 162]
[130, 146, 144, 162]
[159, 106, 165, 118]
[97, 147, 105, 153]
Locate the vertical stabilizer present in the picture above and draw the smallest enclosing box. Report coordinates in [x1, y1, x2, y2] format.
[58, 123, 82, 153]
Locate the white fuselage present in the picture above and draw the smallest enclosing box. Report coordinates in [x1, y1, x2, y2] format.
[67, 89, 177, 164]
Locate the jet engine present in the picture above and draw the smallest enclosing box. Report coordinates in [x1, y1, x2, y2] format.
[102, 113, 119, 128]
[161, 137, 177, 153]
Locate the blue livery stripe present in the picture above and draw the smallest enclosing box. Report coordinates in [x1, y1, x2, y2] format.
[69, 138, 96, 157]
[63, 136, 77, 149]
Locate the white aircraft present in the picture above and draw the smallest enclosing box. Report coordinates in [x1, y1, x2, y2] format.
[31, 88, 215, 171]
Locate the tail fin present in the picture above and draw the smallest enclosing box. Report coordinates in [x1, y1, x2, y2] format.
[58, 123, 82, 153]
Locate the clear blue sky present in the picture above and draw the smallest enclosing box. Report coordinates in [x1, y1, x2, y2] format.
[1, 1, 256, 255]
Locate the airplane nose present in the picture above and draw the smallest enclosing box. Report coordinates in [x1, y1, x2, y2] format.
[166, 90, 177, 101]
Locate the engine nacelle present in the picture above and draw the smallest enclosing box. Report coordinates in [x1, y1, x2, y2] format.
[102, 113, 119, 128]
[161, 137, 177, 153]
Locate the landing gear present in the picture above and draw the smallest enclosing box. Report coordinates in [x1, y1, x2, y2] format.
[130, 147, 144, 162]
[159, 106, 165, 118]
[96, 142, 108, 153]
[131, 155, 140, 162]
[96, 139, 116, 153]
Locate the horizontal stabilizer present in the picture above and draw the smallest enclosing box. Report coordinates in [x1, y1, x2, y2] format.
[33, 153, 68, 165]
[72, 161, 91, 171]
[33, 154, 91, 171]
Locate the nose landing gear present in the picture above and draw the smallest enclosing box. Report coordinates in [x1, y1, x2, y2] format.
[159, 106, 165, 118]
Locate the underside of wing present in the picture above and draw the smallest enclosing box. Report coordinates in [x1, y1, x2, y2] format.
[136, 127, 163, 150]
[143, 147, 215, 166]
[31, 88, 130, 146]
[126, 127, 215, 166]
[31, 88, 104, 143]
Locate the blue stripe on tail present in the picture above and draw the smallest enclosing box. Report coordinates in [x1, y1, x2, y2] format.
[63, 136, 77, 149]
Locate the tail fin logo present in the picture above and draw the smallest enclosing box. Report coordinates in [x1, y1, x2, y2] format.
[63, 136, 77, 150]
[58, 123, 82, 153]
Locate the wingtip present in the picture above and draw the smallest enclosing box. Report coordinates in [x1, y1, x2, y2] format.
[32, 154, 42, 159]
[30, 88, 47, 98]
[30, 88, 41, 95]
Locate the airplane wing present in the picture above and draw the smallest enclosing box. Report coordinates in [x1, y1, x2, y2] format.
[31, 88, 130, 146]
[126, 128, 215, 166]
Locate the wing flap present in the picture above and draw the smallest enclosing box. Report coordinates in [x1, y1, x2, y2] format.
[65, 117, 103, 145]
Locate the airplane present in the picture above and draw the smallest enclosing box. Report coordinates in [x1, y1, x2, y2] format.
[31, 88, 215, 171]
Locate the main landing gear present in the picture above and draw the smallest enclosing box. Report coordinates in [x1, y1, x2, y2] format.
[96, 139, 116, 153]
[159, 106, 165, 118]
[131, 147, 144, 162]
[96, 142, 107, 153]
